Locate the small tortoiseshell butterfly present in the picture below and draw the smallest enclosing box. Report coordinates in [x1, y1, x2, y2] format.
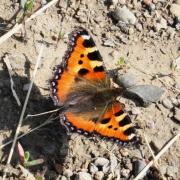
[50, 28, 136, 143]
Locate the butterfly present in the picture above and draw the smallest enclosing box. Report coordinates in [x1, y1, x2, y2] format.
[50, 28, 136, 143]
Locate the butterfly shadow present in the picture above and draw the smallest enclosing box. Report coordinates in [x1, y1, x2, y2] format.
[0, 59, 69, 178]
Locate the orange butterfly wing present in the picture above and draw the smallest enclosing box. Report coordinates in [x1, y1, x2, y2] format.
[63, 101, 135, 142]
[51, 29, 105, 105]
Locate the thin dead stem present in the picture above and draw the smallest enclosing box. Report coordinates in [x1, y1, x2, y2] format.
[25, 108, 61, 119]
[0, 115, 58, 150]
[2, 44, 44, 180]
[134, 133, 180, 180]
[3, 55, 21, 106]
[0, 0, 58, 45]
[143, 133, 166, 180]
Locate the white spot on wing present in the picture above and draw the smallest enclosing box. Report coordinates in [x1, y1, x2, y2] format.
[82, 35, 90, 40]
[128, 134, 136, 140]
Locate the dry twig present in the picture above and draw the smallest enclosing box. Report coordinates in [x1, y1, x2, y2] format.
[3, 55, 21, 106]
[0, 0, 58, 45]
[134, 133, 180, 180]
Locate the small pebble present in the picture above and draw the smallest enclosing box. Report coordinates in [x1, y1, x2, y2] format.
[89, 163, 98, 174]
[102, 163, 110, 173]
[170, 4, 180, 17]
[75, 172, 92, 180]
[174, 107, 180, 122]
[112, 6, 136, 24]
[162, 98, 174, 109]
[103, 39, 115, 47]
[131, 107, 141, 115]
[135, 23, 143, 31]
[63, 169, 73, 178]
[149, 3, 156, 11]
[126, 85, 164, 107]
[94, 171, 104, 180]
[143, 0, 152, 6]
[121, 168, 130, 178]
[116, 72, 137, 88]
[120, 148, 129, 157]
[94, 157, 109, 167]
[146, 120, 155, 129]
[119, 0, 126, 5]
[128, 27, 134, 34]
[60, 176, 67, 180]
[170, 97, 179, 106]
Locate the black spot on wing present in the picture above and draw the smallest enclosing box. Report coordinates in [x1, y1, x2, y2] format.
[93, 66, 104, 72]
[118, 115, 131, 126]
[83, 39, 95, 48]
[124, 127, 135, 135]
[87, 51, 102, 61]
[108, 125, 113, 129]
[80, 54, 84, 58]
[78, 68, 89, 76]
[114, 109, 124, 116]
[101, 118, 111, 124]
[78, 60, 83, 65]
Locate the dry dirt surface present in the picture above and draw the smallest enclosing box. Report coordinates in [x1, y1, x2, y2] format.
[0, 0, 180, 180]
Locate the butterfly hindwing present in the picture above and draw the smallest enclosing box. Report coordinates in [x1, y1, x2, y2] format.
[63, 101, 135, 142]
[95, 101, 135, 142]
[51, 28, 106, 105]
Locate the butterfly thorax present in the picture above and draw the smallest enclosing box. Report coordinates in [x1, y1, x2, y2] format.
[63, 78, 123, 117]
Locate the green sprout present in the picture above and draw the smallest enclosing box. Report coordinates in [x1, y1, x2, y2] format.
[21, 0, 34, 13]
[58, 31, 65, 40]
[116, 57, 126, 66]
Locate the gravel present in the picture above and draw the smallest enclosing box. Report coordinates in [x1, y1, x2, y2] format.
[112, 6, 136, 24]
[75, 172, 92, 180]
[174, 107, 180, 122]
[63, 169, 73, 178]
[170, 4, 180, 17]
[89, 163, 98, 174]
[94, 171, 104, 180]
[116, 72, 138, 88]
[94, 157, 109, 167]
[162, 98, 174, 109]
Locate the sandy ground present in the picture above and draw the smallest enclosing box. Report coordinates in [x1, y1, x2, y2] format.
[0, 0, 179, 179]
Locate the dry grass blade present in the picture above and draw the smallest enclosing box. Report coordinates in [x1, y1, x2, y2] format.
[134, 133, 180, 180]
[25, 108, 61, 119]
[2, 44, 44, 180]
[3, 55, 21, 106]
[0, 0, 58, 45]
[143, 133, 166, 180]
[18, 164, 36, 180]
[0, 115, 58, 150]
